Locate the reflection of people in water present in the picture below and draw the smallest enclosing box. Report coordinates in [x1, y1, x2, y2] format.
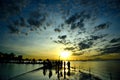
[43, 60, 47, 75]
[42, 59, 53, 78]
[47, 59, 52, 69]
[43, 67, 47, 75]
[55, 61, 71, 79]
[67, 61, 70, 76]
[64, 61, 66, 79]
[67, 61, 70, 69]
[49, 69, 52, 78]
[42, 60, 71, 79]
[47, 59, 52, 78]
[43, 59, 52, 69]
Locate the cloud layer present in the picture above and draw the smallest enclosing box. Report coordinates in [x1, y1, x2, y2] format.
[0, 0, 120, 57]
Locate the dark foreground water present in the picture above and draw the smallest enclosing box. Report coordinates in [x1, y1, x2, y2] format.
[0, 61, 120, 80]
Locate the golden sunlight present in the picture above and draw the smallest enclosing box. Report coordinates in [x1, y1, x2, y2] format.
[60, 51, 71, 60]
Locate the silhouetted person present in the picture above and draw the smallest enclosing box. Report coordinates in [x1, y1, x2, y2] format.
[57, 71, 60, 79]
[49, 69, 52, 78]
[67, 70, 70, 76]
[67, 61, 70, 70]
[43, 68, 47, 76]
[60, 71, 63, 77]
[67, 61, 70, 76]
[47, 59, 52, 69]
[43, 60, 47, 75]
[60, 61, 63, 69]
[43, 60, 46, 67]
[55, 61, 60, 79]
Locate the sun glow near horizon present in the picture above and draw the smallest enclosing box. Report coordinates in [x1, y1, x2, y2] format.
[60, 51, 71, 60]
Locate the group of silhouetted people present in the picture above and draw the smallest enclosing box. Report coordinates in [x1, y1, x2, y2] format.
[42, 59, 71, 79]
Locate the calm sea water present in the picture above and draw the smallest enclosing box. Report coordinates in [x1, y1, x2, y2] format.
[0, 61, 120, 80]
[0, 63, 42, 80]
[70, 61, 120, 80]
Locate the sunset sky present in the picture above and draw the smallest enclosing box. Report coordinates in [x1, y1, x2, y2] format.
[0, 0, 120, 60]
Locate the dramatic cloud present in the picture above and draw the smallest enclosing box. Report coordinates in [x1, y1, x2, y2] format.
[72, 52, 84, 56]
[78, 41, 93, 50]
[98, 37, 120, 55]
[54, 28, 61, 32]
[11, 17, 27, 29]
[53, 40, 71, 45]
[76, 20, 85, 30]
[110, 38, 120, 43]
[0, 0, 29, 20]
[90, 34, 108, 41]
[65, 11, 91, 31]
[27, 18, 40, 27]
[19, 17, 27, 27]
[6, 9, 47, 35]
[70, 19, 85, 31]
[101, 45, 120, 54]
[70, 23, 77, 30]
[58, 35, 67, 40]
[90, 35, 102, 40]
[64, 47, 76, 51]
[7, 23, 20, 34]
[94, 22, 109, 32]
[27, 12, 46, 28]
[65, 11, 84, 24]
[0, 0, 120, 59]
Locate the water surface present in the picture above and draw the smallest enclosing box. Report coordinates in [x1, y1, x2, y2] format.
[0, 61, 120, 80]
